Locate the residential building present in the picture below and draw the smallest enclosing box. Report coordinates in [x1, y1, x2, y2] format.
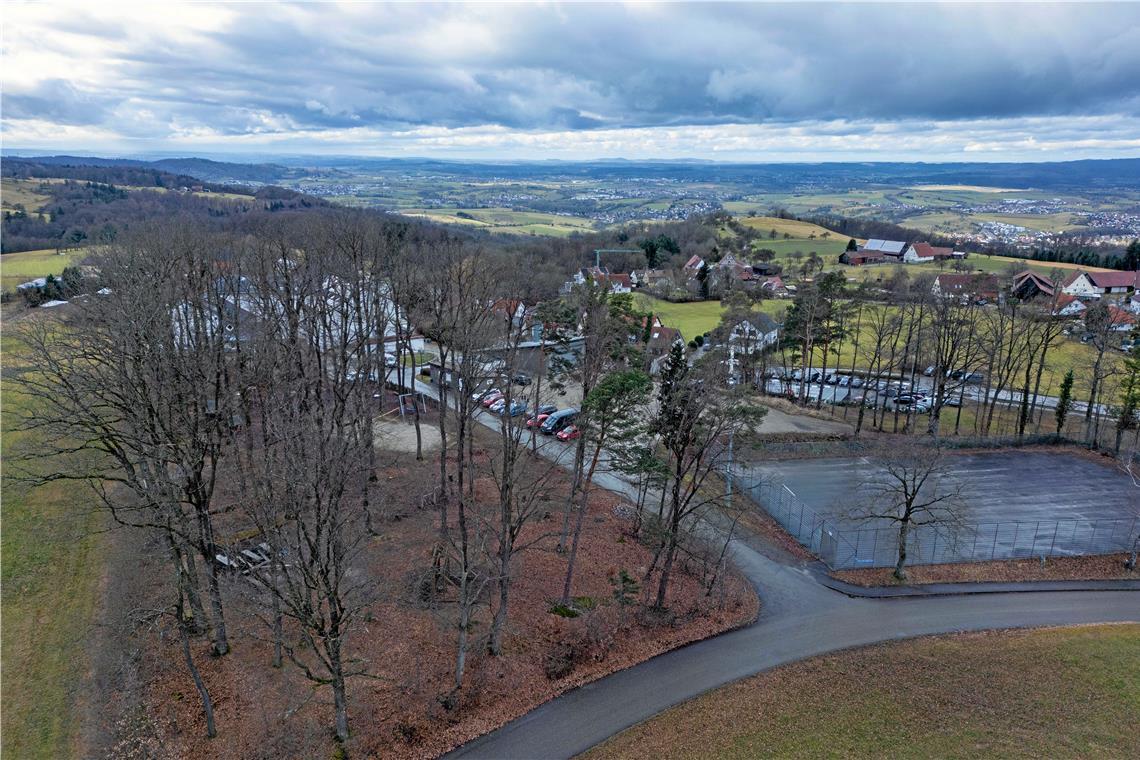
[903, 242, 955, 264]
[1062, 270, 1140, 299]
[931, 273, 1000, 301]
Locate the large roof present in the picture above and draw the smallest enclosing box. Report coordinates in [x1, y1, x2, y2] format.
[863, 239, 906, 254]
[1087, 270, 1140, 289]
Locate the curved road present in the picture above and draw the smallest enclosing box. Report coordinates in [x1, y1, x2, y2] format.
[393, 367, 1140, 760]
[450, 536, 1139, 759]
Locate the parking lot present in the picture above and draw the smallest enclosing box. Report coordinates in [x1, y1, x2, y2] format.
[735, 450, 1139, 567]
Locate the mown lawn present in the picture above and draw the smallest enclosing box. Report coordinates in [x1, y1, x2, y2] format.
[588, 624, 1140, 760]
[635, 294, 788, 340]
[1, 313, 104, 758]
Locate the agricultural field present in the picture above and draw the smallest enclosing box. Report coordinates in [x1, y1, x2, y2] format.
[1, 248, 89, 293]
[2, 177, 53, 218]
[399, 207, 599, 237]
[1, 312, 104, 758]
[588, 625, 1140, 760]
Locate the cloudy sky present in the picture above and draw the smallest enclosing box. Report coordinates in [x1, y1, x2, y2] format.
[4, 1, 1140, 162]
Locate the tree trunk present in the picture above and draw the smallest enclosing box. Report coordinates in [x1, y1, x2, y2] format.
[204, 557, 229, 656]
[893, 520, 910, 582]
[180, 614, 217, 739]
[654, 534, 678, 609]
[176, 540, 208, 634]
[561, 441, 603, 604]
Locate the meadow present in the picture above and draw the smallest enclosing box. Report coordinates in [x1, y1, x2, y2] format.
[1, 312, 104, 758]
[588, 625, 1140, 760]
[1, 248, 89, 293]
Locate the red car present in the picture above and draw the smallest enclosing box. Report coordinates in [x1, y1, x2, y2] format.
[527, 413, 551, 429]
[481, 391, 504, 408]
[555, 424, 580, 442]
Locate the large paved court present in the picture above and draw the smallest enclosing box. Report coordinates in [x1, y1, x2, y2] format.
[736, 450, 1139, 567]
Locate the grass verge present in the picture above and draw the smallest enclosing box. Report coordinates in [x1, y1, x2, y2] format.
[587, 624, 1140, 759]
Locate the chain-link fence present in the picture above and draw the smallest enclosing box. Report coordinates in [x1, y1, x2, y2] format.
[727, 465, 1139, 570]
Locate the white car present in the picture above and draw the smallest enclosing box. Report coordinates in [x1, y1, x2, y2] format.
[472, 387, 501, 403]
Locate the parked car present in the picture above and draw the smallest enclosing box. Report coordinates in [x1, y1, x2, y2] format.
[809, 370, 822, 383]
[837, 375, 850, 387]
[535, 403, 557, 416]
[825, 372, 839, 385]
[482, 391, 505, 408]
[541, 408, 578, 434]
[527, 413, 552, 429]
[850, 376, 865, 389]
[472, 387, 501, 403]
[384, 353, 398, 368]
[555, 425, 581, 442]
[488, 397, 507, 413]
[893, 396, 931, 413]
[964, 372, 985, 385]
[501, 400, 528, 417]
[512, 372, 532, 386]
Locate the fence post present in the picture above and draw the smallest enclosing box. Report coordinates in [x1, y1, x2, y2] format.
[1048, 521, 1059, 558]
[1010, 521, 1020, 558]
[990, 523, 999, 561]
[1030, 521, 1041, 556]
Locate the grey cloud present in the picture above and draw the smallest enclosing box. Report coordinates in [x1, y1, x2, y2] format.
[4, 2, 1140, 150]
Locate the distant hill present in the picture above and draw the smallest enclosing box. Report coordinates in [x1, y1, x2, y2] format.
[1, 160, 333, 254]
[1, 155, 336, 185]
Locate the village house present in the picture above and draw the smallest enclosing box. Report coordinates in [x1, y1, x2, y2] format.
[1052, 293, 1088, 317]
[839, 250, 886, 266]
[1062, 269, 1140, 299]
[860, 239, 908, 260]
[1010, 270, 1057, 301]
[727, 313, 781, 351]
[563, 266, 633, 295]
[931, 273, 1000, 302]
[903, 242, 956, 264]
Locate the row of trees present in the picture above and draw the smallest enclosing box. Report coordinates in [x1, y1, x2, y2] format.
[771, 269, 1138, 448]
[14, 211, 761, 747]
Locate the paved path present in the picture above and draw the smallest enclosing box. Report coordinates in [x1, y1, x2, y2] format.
[396, 368, 1140, 760]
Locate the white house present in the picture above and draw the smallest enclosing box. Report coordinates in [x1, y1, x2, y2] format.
[903, 242, 954, 264]
[728, 314, 780, 351]
[1063, 270, 1140, 299]
[1052, 294, 1087, 317]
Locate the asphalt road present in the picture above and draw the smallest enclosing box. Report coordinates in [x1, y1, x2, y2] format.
[396, 367, 1140, 760]
[449, 532, 1139, 759]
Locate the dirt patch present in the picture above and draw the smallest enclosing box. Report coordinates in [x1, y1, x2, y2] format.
[373, 412, 441, 453]
[756, 404, 853, 435]
[833, 553, 1137, 587]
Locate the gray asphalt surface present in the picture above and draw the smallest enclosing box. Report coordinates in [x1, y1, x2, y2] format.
[396, 367, 1140, 760]
[747, 451, 1138, 526]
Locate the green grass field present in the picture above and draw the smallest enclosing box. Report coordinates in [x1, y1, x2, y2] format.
[635, 294, 787, 340]
[1, 248, 89, 293]
[636, 293, 1121, 400]
[1, 315, 104, 758]
[589, 624, 1140, 760]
